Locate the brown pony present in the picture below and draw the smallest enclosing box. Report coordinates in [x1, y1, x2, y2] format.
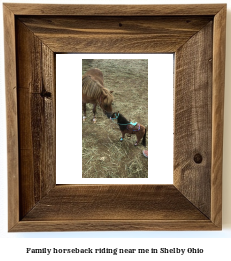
[82, 68, 114, 123]
[110, 112, 146, 146]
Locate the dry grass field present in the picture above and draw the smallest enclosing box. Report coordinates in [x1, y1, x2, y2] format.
[82, 59, 148, 178]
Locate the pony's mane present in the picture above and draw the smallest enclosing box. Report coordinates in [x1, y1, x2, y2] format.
[116, 113, 130, 131]
[101, 88, 114, 105]
[118, 113, 130, 124]
[82, 75, 113, 105]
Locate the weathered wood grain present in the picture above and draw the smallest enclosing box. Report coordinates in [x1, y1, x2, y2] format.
[18, 16, 213, 35]
[40, 44, 56, 198]
[174, 22, 213, 218]
[18, 16, 213, 53]
[3, 4, 19, 231]
[211, 5, 226, 228]
[14, 185, 218, 231]
[22, 185, 207, 221]
[11, 220, 219, 232]
[16, 19, 56, 218]
[4, 3, 226, 16]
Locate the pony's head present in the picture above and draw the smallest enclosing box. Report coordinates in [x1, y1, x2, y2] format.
[99, 89, 114, 118]
[110, 111, 130, 131]
[110, 111, 120, 120]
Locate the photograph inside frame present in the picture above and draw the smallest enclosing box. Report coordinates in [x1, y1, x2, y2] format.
[82, 59, 148, 178]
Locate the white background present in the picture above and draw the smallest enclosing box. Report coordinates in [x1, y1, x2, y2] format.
[1, 0, 231, 260]
[56, 54, 173, 184]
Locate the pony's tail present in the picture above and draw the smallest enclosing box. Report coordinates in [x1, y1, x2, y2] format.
[142, 128, 146, 147]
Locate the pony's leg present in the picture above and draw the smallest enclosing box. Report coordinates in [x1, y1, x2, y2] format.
[134, 133, 142, 146]
[82, 102, 87, 122]
[92, 103, 97, 123]
[120, 131, 125, 142]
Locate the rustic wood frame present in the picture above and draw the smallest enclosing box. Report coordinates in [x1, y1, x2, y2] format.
[4, 4, 226, 232]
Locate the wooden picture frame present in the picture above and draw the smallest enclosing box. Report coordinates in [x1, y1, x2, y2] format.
[4, 3, 226, 231]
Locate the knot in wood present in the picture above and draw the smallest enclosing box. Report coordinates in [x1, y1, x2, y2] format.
[194, 153, 203, 164]
[40, 90, 52, 99]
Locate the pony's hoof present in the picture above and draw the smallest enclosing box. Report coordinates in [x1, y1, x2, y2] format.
[93, 118, 96, 123]
[83, 116, 86, 122]
[134, 142, 138, 146]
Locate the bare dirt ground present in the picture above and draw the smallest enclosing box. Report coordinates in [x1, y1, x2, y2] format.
[82, 59, 148, 178]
